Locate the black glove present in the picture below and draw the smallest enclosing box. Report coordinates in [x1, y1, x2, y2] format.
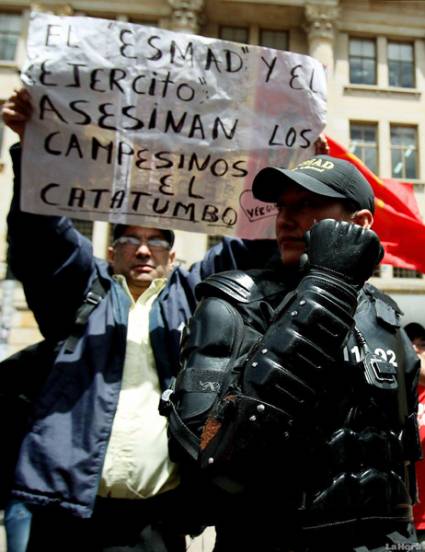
[304, 219, 384, 286]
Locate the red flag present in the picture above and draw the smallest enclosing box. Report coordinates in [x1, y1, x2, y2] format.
[326, 135, 425, 273]
[382, 178, 422, 222]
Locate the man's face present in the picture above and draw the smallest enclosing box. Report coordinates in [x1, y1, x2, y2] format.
[275, 181, 354, 266]
[108, 226, 175, 299]
[413, 336, 425, 355]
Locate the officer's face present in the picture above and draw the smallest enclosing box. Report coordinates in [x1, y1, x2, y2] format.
[275, 182, 354, 266]
[108, 226, 175, 300]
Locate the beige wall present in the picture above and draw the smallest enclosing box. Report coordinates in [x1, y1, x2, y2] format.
[1, 0, 425, 356]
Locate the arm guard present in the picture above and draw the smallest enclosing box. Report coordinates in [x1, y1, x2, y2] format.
[163, 271, 257, 464]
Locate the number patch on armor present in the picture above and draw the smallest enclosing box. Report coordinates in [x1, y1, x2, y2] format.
[374, 348, 398, 367]
[343, 345, 398, 367]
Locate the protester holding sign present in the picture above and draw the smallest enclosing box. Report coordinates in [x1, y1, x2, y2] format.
[2, 87, 280, 552]
[1, 9, 331, 549]
[165, 155, 421, 551]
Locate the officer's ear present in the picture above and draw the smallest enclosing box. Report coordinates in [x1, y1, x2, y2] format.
[351, 209, 374, 229]
[107, 246, 115, 264]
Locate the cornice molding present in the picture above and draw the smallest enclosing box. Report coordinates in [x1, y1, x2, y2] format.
[167, 0, 205, 33]
[305, 3, 340, 42]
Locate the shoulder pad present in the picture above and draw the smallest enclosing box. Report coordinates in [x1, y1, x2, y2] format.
[363, 283, 402, 328]
[95, 259, 114, 286]
[196, 270, 260, 304]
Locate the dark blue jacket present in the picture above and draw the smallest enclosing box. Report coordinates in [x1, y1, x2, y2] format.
[7, 144, 277, 518]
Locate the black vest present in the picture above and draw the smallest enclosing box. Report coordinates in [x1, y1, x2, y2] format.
[196, 270, 420, 536]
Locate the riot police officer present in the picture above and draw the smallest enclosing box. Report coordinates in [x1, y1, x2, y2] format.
[163, 155, 421, 552]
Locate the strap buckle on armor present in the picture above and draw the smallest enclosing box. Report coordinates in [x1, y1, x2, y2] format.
[159, 387, 175, 416]
[353, 326, 398, 390]
[85, 290, 103, 306]
[159, 379, 200, 461]
[363, 351, 398, 390]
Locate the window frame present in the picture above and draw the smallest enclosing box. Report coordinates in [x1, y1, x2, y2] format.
[390, 125, 418, 180]
[387, 40, 415, 88]
[0, 105, 4, 158]
[259, 29, 288, 51]
[349, 122, 379, 175]
[393, 267, 423, 279]
[349, 37, 377, 85]
[71, 219, 94, 241]
[219, 25, 249, 44]
[0, 13, 22, 62]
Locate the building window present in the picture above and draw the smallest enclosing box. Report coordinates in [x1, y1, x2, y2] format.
[0, 114, 4, 156]
[393, 267, 422, 279]
[0, 14, 21, 61]
[350, 123, 378, 174]
[388, 41, 414, 88]
[207, 235, 223, 249]
[129, 18, 158, 28]
[219, 26, 249, 44]
[259, 29, 288, 50]
[391, 126, 418, 179]
[71, 219, 94, 240]
[349, 38, 376, 85]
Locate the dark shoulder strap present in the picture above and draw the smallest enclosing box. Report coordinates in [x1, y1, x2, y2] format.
[0, 275, 108, 414]
[363, 282, 402, 328]
[63, 276, 108, 353]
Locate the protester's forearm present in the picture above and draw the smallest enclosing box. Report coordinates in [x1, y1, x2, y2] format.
[196, 236, 278, 280]
[8, 143, 88, 274]
[7, 143, 95, 339]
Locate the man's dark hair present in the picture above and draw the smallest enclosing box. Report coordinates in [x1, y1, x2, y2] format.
[112, 224, 175, 248]
[342, 199, 359, 216]
[404, 322, 425, 342]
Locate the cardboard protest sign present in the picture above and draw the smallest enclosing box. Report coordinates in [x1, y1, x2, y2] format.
[21, 11, 326, 238]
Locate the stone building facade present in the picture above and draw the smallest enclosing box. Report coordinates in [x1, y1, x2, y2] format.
[1, 0, 425, 357]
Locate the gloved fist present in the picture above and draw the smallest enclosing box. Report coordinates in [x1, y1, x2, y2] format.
[304, 219, 384, 286]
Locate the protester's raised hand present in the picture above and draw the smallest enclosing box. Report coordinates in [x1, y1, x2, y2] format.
[314, 133, 330, 155]
[2, 88, 32, 141]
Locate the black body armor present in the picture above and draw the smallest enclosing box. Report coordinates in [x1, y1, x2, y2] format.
[164, 265, 420, 549]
